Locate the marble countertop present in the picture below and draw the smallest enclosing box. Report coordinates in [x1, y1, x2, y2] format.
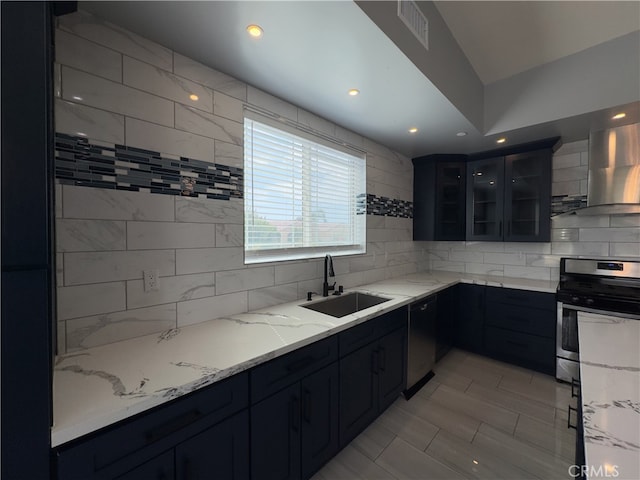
[52, 270, 557, 447]
[577, 312, 640, 480]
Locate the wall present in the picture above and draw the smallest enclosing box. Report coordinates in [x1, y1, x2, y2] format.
[54, 11, 422, 354]
[421, 140, 640, 279]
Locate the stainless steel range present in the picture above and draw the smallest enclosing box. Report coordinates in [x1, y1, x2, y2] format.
[556, 257, 640, 383]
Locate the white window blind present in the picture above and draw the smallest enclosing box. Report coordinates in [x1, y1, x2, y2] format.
[244, 116, 366, 264]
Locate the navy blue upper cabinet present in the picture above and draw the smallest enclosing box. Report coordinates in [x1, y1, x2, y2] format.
[467, 148, 552, 242]
[413, 155, 467, 241]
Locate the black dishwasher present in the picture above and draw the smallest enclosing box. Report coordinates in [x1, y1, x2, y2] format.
[404, 296, 437, 399]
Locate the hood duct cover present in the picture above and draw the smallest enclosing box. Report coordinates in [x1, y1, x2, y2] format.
[588, 123, 640, 207]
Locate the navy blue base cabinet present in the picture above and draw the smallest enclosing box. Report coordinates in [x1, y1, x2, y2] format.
[454, 284, 485, 354]
[250, 337, 340, 480]
[338, 309, 407, 447]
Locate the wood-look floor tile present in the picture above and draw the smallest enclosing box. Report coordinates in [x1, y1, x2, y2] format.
[426, 429, 538, 479]
[514, 414, 576, 461]
[319, 444, 397, 480]
[461, 352, 534, 384]
[465, 381, 556, 425]
[375, 437, 466, 480]
[430, 367, 473, 392]
[475, 423, 574, 479]
[395, 393, 481, 442]
[351, 418, 396, 461]
[499, 374, 571, 409]
[435, 361, 502, 389]
[414, 378, 441, 399]
[430, 384, 519, 434]
[373, 402, 439, 451]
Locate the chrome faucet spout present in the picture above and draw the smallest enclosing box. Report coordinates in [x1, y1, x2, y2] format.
[323, 254, 336, 296]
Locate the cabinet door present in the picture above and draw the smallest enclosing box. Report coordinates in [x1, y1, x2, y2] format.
[339, 342, 378, 447]
[454, 284, 485, 353]
[435, 162, 466, 240]
[412, 160, 437, 240]
[466, 157, 504, 241]
[504, 150, 551, 242]
[377, 327, 407, 412]
[115, 451, 175, 480]
[436, 286, 457, 361]
[251, 384, 300, 480]
[176, 411, 249, 480]
[300, 363, 340, 480]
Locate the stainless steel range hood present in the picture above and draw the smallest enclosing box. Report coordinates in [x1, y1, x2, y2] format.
[584, 123, 640, 215]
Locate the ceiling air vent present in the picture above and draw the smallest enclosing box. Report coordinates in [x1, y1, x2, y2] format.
[397, 0, 429, 50]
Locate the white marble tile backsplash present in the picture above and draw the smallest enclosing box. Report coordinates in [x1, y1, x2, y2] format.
[53, 10, 639, 355]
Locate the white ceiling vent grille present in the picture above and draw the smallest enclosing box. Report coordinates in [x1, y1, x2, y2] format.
[397, 0, 429, 50]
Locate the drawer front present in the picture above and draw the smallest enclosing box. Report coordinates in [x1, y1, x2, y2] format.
[485, 302, 555, 338]
[57, 372, 249, 479]
[486, 287, 555, 311]
[339, 308, 407, 357]
[250, 336, 338, 404]
[484, 326, 555, 372]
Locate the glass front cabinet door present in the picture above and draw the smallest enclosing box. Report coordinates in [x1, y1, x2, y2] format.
[466, 157, 504, 241]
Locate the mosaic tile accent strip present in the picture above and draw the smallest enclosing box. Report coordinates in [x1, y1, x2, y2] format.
[54, 133, 243, 200]
[551, 194, 588, 215]
[366, 194, 413, 218]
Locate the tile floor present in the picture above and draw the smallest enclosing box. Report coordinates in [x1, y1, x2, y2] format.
[312, 348, 575, 479]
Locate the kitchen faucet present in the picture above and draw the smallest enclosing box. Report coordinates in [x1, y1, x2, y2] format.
[323, 254, 335, 296]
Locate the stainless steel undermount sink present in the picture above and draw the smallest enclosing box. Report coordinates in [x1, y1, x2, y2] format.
[301, 292, 391, 318]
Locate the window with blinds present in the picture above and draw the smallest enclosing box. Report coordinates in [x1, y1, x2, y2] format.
[244, 116, 366, 264]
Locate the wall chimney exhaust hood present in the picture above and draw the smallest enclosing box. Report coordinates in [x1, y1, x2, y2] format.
[581, 122, 640, 215]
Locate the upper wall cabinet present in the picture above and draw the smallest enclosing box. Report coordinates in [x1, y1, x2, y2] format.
[413, 155, 467, 241]
[466, 149, 552, 242]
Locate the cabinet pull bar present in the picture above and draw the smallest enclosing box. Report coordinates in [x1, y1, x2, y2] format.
[290, 396, 300, 432]
[506, 340, 527, 348]
[286, 355, 318, 373]
[379, 347, 386, 373]
[372, 350, 379, 374]
[303, 388, 312, 423]
[571, 377, 581, 399]
[499, 221, 503, 237]
[145, 409, 202, 443]
[567, 405, 578, 430]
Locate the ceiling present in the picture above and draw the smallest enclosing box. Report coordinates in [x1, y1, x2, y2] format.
[79, 1, 640, 158]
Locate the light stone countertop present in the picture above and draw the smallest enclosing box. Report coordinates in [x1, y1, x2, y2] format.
[52, 271, 557, 447]
[577, 312, 640, 480]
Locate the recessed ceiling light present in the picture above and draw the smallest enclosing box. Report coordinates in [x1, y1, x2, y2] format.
[246, 24, 263, 38]
[409, 127, 418, 133]
[348, 89, 359, 96]
[496, 137, 506, 144]
[456, 131, 467, 137]
[612, 112, 626, 120]
[72, 96, 83, 101]
[189, 94, 199, 101]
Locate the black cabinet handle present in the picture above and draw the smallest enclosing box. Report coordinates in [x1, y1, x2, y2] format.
[567, 405, 578, 430]
[145, 409, 202, 443]
[507, 220, 511, 237]
[302, 388, 312, 423]
[371, 350, 379, 374]
[181, 458, 191, 480]
[571, 377, 581, 399]
[290, 396, 300, 432]
[286, 355, 317, 373]
[499, 221, 503, 237]
[379, 347, 386, 373]
[506, 340, 527, 348]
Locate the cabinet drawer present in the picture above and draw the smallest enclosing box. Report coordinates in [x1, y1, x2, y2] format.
[250, 336, 338, 404]
[339, 307, 407, 357]
[486, 287, 555, 311]
[484, 326, 555, 372]
[485, 302, 555, 338]
[57, 372, 248, 479]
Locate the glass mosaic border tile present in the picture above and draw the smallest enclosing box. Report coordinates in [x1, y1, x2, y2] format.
[54, 133, 243, 201]
[366, 194, 413, 218]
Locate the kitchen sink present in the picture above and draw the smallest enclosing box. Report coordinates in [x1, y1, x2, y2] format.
[302, 292, 391, 318]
